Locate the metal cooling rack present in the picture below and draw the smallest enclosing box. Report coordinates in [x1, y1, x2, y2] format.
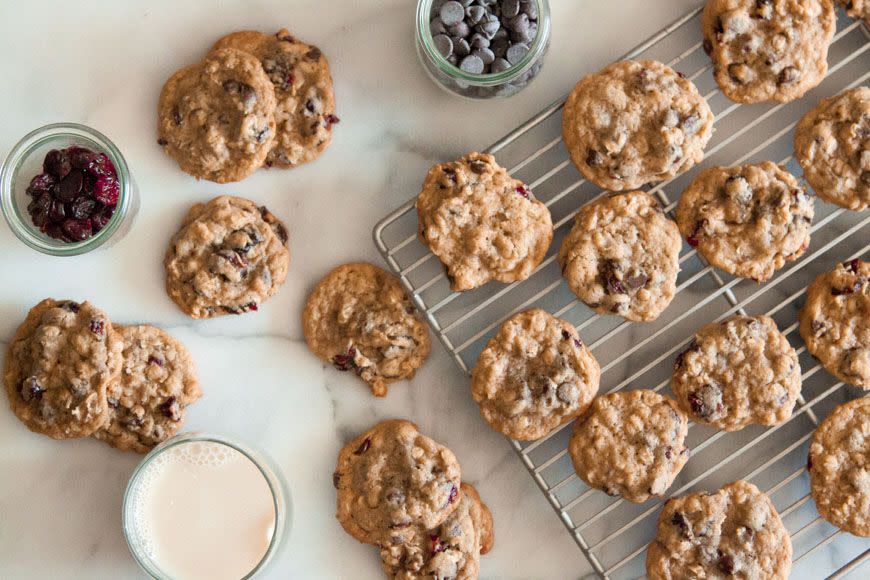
[374, 6, 870, 579]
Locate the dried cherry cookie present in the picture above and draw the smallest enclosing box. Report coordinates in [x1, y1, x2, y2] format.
[302, 263, 431, 397]
[701, 0, 836, 103]
[795, 87, 870, 211]
[470, 309, 600, 441]
[675, 161, 814, 282]
[210, 28, 337, 168]
[3, 299, 122, 439]
[646, 480, 792, 579]
[807, 397, 869, 537]
[672, 315, 802, 431]
[558, 191, 682, 322]
[799, 259, 870, 389]
[333, 419, 462, 546]
[157, 48, 277, 183]
[416, 152, 553, 292]
[164, 195, 290, 318]
[837, 0, 870, 26]
[93, 325, 202, 453]
[569, 390, 690, 503]
[379, 483, 494, 579]
[562, 59, 714, 191]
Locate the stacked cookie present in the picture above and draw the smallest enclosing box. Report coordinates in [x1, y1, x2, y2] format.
[158, 28, 337, 183]
[4, 299, 201, 452]
[333, 420, 494, 578]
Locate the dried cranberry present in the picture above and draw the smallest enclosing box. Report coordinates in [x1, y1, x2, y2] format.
[43, 149, 71, 179]
[333, 348, 358, 372]
[62, 301, 80, 313]
[671, 511, 690, 537]
[19, 377, 45, 402]
[832, 286, 855, 297]
[515, 185, 530, 199]
[68, 147, 95, 169]
[62, 218, 93, 241]
[845, 259, 860, 274]
[354, 437, 371, 455]
[57, 170, 84, 201]
[91, 205, 115, 232]
[586, 149, 603, 166]
[27, 173, 55, 195]
[68, 197, 97, 220]
[717, 551, 735, 575]
[275, 223, 289, 245]
[87, 152, 116, 178]
[601, 261, 625, 294]
[147, 356, 164, 367]
[325, 114, 340, 126]
[89, 319, 105, 335]
[48, 200, 67, 224]
[448, 484, 458, 504]
[430, 534, 444, 555]
[332, 472, 341, 488]
[807, 453, 813, 471]
[93, 176, 119, 205]
[159, 396, 181, 421]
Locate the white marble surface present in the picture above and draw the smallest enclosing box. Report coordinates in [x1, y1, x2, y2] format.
[5, 1, 859, 579]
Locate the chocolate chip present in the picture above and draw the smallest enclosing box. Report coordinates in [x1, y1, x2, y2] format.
[459, 54, 485, 74]
[586, 149, 603, 167]
[491, 57, 511, 73]
[306, 47, 322, 60]
[434, 34, 453, 58]
[469, 159, 488, 173]
[601, 260, 625, 294]
[453, 37, 471, 57]
[688, 383, 723, 419]
[430, 16, 447, 35]
[717, 551, 736, 575]
[502, 0, 520, 18]
[354, 437, 371, 455]
[466, 5, 486, 25]
[778, 66, 799, 85]
[625, 273, 648, 289]
[440, 1, 465, 26]
[157, 138, 168, 146]
[506, 42, 529, 65]
[473, 47, 496, 65]
[703, 38, 713, 55]
[469, 32, 490, 49]
[19, 377, 45, 402]
[332, 472, 341, 488]
[476, 13, 501, 38]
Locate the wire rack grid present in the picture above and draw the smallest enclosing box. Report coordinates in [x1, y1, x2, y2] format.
[374, 6, 870, 579]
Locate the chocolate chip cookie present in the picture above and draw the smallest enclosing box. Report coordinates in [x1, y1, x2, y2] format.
[471, 309, 600, 441]
[646, 480, 792, 579]
[808, 397, 869, 537]
[702, 0, 836, 103]
[333, 420, 462, 546]
[4, 299, 122, 439]
[558, 191, 682, 322]
[795, 87, 870, 211]
[416, 152, 553, 292]
[569, 390, 690, 503]
[799, 259, 869, 389]
[838, 0, 870, 26]
[379, 483, 494, 579]
[562, 60, 714, 191]
[164, 195, 290, 318]
[211, 29, 337, 168]
[672, 315, 802, 431]
[157, 48, 276, 183]
[303, 263, 431, 397]
[675, 161, 814, 282]
[94, 325, 202, 453]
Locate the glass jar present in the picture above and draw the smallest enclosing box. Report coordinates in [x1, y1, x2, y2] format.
[415, 0, 551, 99]
[1, 123, 138, 256]
[122, 432, 290, 580]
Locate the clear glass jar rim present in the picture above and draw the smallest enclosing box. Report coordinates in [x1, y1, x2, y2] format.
[122, 432, 289, 580]
[0, 122, 132, 256]
[416, 0, 550, 86]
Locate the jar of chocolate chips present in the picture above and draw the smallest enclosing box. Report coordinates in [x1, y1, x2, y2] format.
[416, 0, 550, 99]
[1, 123, 138, 255]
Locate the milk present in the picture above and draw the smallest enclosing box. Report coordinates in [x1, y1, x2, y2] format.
[125, 440, 279, 580]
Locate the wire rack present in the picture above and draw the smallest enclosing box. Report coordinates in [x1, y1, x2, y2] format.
[374, 6, 870, 579]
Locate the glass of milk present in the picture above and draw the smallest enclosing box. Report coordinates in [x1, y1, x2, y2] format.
[122, 433, 289, 580]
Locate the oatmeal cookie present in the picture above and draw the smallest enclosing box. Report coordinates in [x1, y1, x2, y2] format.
[164, 195, 290, 318]
[471, 309, 600, 441]
[795, 87, 870, 211]
[4, 299, 122, 439]
[701, 0, 836, 103]
[94, 325, 202, 453]
[416, 152, 553, 292]
[211, 29, 337, 168]
[799, 259, 869, 388]
[333, 420, 461, 546]
[558, 191, 682, 322]
[837, 0, 870, 26]
[675, 161, 814, 282]
[808, 397, 869, 536]
[302, 263, 431, 397]
[672, 315, 802, 431]
[646, 480, 792, 579]
[157, 48, 276, 183]
[562, 60, 714, 191]
[569, 390, 690, 503]
[379, 483, 494, 579]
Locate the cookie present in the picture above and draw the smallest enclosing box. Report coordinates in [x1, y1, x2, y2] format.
[157, 48, 276, 183]
[416, 152, 553, 292]
[93, 325, 202, 453]
[333, 420, 462, 546]
[562, 59, 714, 191]
[569, 390, 690, 503]
[675, 161, 814, 282]
[4, 299, 122, 439]
[795, 87, 870, 211]
[379, 483, 494, 579]
[558, 191, 682, 322]
[646, 480, 792, 579]
[799, 259, 870, 389]
[808, 397, 869, 537]
[837, 0, 870, 26]
[303, 263, 431, 397]
[672, 315, 802, 431]
[470, 309, 600, 441]
[164, 195, 290, 318]
[701, 0, 836, 103]
[211, 29, 337, 169]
